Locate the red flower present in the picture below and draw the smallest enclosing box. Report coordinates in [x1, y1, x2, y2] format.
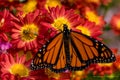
[0, 32, 8, 42]
[110, 12, 120, 35]
[42, 6, 83, 31]
[37, 0, 62, 10]
[83, 7, 105, 28]
[0, 53, 30, 79]
[0, 52, 50, 80]
[0, 0, 21, 11]
[101, 0, 112, 6]
[16, 0, 38, 16]
[85, 63, 114, 76]
[76, 20, 102, 39]
[29, 69, 49, 80]
[113, 54, 120, 70]
[10, 10, 54, 52]
[0, 9, 12, 32]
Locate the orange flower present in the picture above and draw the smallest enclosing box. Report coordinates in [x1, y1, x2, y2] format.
[110, 12, 120, 35]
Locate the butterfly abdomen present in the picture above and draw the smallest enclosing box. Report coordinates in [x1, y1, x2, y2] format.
[63, 24, 71, 64]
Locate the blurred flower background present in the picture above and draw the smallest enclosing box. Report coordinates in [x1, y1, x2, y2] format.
[0, 0, 120, 80]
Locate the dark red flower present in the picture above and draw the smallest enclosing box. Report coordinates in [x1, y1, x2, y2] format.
[0, 9, 12, 32]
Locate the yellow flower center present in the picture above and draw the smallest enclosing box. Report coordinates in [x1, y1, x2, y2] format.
[86, 11, 99, 25]
[10, 64, 29, 77]
[45, 0, 61, 9]
[74, 71, 84, 76]
[23, 0, 37, 16]
[98, 63, 112, 67]
[0, 18, 5, 28]
[20, 24, 39, 42]
[116, 20, 120, 29]
[76, 26, 91, 36]
[52, 17, 70, 30]
[86, 0, 100, 3]
[71, 71, 84, 79]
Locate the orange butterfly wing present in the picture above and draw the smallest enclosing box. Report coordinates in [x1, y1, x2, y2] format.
[67, 31, 115, 70]
[31, 29, 116, 72]
[31, 32, 67, 72]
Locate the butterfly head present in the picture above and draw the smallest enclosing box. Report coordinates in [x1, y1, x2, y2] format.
[63, 24, 69, 32]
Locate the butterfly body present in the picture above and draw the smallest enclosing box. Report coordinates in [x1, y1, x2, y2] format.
[31, 24, 116, 73]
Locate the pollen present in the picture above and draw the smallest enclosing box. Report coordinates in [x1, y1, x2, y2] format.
[98, 63, 113, 67]
[85, 11, 99, 25]
[86, 0, 100, 3]
[23, 0, 37, 16]
[20, 24, 39, 42]
[10, 64, 29, 77]
[76, 26, 91, 36]
[52, 17, 70, 30]
[45, 0, 61, 9]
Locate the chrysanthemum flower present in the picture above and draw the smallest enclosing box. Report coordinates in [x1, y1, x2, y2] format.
[29, 69, 49, 80]
[45, 0, 62, 9]
[59, 71, 71, 80]
[71, 71, 86, 80]
[85, 0, 101, 6]
[45, 69, 71, 80]
[0, 32, 10, 53]
[0, 0, 21, 11]
[84, 7, 105, 27]
[0, 32, 8, 42]
[37, 0, 61, 10]
[113, 54, 120, 70]
[101, 0, 112, 6]
[17, 0, 38, 16]
[44, 6, 83, 31]
[76, 20, 102, 39]
[85, 63, 114, 76]
[0, 53, 30, 79]
[11, 10, 54, 52]
[110, 12, 120, 35]
[0, 9, 12, 32]
[45, 69, 60, 79]
[0, 52, 50, 80]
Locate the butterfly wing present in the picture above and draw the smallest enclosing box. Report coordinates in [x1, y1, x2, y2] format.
[31, 29, 116, 72]
[31, 32, 67, 72]
[68, 30, 116, 70]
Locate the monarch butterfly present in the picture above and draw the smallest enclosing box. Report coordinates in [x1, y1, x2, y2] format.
[31, 24, 116, 73]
